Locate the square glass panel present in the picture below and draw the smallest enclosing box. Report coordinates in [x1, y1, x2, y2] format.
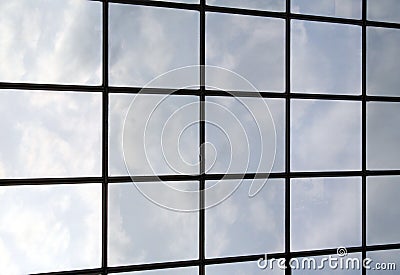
[291, 20, 361, 95]
[205, 179, 284, 258]
[291, 99, 361, 172]
[109, 4, 199, 88]
[367, 250, 400, 274]
[291, 177, 361, 251]
[0, 0, 102, 85]
[206, 97, 285, 174]
[291, 0, 361, 19]
[292, 253, 362, 274]
[154, 0, 198, 3]
[117, 267, 198, 275]
[206, 261, 285, 275]
[206, 13, 285, 92]
[368, 0, 400, 23]
[367, 27, 400, 96]
[0, 183, 101, 274]
[0, 90, 102, 178]
[109, 94, 199, 176]
[207, 0, 285, 12]
[367, 102, 400, 170]
[367, 176, 400, 245]
[108, 182, 198, 266]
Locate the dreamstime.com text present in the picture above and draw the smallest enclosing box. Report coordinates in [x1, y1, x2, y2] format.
[257, 248, 396, 271]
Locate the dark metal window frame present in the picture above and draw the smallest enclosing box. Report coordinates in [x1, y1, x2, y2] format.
[1, 0, 400, 274]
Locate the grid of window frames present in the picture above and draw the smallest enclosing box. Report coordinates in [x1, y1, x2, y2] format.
[0, 0, 400, 274]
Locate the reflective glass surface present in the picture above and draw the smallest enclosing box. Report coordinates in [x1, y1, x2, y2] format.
[367, 28, 400, 96]
[0, 0, 102, 85]
[206, 179, 285, 257]
[108, 182, 198, 266]
[291, 177, 361, 251]
[109, 4, 199, 88]
[206, 13, 285, 92]
[291, 20, 361, 95]
[367, 176, 400, 245]
[291, 99, 361, 172]
[0, 183, 101, 274]
[0, 90, 102, 178]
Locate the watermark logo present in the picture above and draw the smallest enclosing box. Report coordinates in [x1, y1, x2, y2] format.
[122, 65, 277, 212]
[337, 246, 348, 257]
[257, 247, 396, 271]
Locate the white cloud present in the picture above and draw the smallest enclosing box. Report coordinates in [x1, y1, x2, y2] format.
[108, 183, 198, 266]
[206, 13, 285, 92]
[0, 3, 103, 272]
[291, 99, 361, 171]
[0, 90, 101, 178]
[367, 27, 400, 96]
[291, 177, 361, 251]
[110, 94, 199, 176]
[0, 0, 102, 85]
[292, 0, 361, 18]
[207, 0, 284, 12]
[205, 179, 284, 258]
[109, 4, 199, 87]
[367, 0, 400, 23]
[367, 176, 400, 245]
[0, 184, 101, 273]
[0, 238, 20, 275]
[291, 19, 361, 94]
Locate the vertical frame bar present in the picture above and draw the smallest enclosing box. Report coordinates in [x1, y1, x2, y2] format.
[200, 0, 206, 274]
[361, 0, 367, 274]
[102, 0, 109, 274]
[285, 0, 292, 274]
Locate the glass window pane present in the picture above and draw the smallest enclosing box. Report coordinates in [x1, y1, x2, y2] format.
[206, 261, 285, 275]
[291, 177, 361, 251]
[109, 4, 199, 88]
[367, 102, 400, 170]
[0, 90, 102, 178]
[291, 99, 361, 172]
[367, 27, 400, 96]
[367, 176, 400, 245]
[109, 94, 199, 176]
[206, 13, 285, 92]
[0, 0, 102, 85]
[367, 250, 400, 274]
[0, 183, 101, 274]
[291, 0, 361, 19]
[368, 0, 400, 23]
[206, 179, 284, 258]
[207, 0, 285, 12]
[109, 94, 131, 176]
[206, 97, 285, 174]
[291, 20, 361, 95]
[154, 0, 198, 3]
[108, 182, 198, 266]
[292, 253, 362, 274]
[117, 267, 198, 275]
